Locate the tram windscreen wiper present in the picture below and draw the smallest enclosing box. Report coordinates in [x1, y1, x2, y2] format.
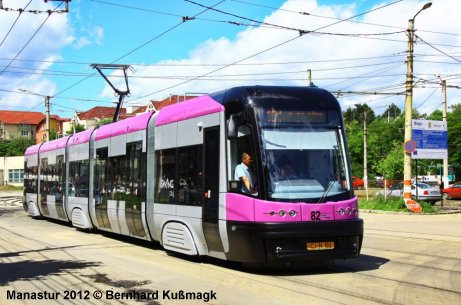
[317, 172, 339, 203]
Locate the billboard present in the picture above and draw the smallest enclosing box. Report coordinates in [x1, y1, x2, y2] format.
[411, 119, 447, 159]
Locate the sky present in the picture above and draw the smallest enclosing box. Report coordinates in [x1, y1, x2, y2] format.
[0, 0, 460, 119]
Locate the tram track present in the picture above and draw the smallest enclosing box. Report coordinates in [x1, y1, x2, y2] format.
[1, 203, 460, 304]
[0, 217, 142, 305]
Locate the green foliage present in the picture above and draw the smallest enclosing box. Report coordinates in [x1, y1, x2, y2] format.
[49, 129, 59, 140]
[95, 118, 113, 127]
[65, 123, 86, 134]
[0, 137, 35, 156]
[375, 141, 403, 179]
[359, 196, 437, 213]
[345, 103, 461, 182]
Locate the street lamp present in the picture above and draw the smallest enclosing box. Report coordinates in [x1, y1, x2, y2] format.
[19, 88, 52, 142]
[403, 2, 432, 204]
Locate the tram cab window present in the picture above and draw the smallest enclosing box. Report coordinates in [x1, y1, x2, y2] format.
[227, 124, 257, 193]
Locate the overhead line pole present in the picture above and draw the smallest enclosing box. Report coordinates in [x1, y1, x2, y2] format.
[441, 80, 449, 188]
[403, 2, 432, 212]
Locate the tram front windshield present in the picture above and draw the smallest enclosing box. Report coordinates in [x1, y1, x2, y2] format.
[255, 108, 350, 200]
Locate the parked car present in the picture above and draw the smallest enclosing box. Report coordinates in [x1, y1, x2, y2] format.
[352, 176, 364, 190]
[376, 178, 394, 188]
[442, 181, 461, 200]
[375, 182, 441, 204]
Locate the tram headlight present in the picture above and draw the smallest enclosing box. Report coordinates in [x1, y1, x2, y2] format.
[337, 208, 345, 215]
[289, 210, 297, 217]
[346, 207, 352, 215]
[279, 210, 286, 217]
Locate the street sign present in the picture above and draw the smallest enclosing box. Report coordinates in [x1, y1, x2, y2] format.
[412, 119, 447, 159]
[404, 140, 417, 154]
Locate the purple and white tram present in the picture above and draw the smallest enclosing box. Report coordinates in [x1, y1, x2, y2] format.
[24, 86, 363, 266]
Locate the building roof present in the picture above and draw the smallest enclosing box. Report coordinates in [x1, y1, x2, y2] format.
[152, 95, 196, 110]
[77, 106, 127, 120]
[0, 110, 46, 124]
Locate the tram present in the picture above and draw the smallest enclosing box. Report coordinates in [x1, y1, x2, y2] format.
[24, 86, 363, 266]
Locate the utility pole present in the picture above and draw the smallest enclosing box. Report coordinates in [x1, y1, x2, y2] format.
[45, 95, 51, 142]
[19, 89, 52, 142]
[403, 3, 432, 207]
[307, 69, 313, 87]
[363, 111, 369, 201]
[441, 80, 449, 187]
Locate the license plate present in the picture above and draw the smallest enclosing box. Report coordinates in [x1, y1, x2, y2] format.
[306, 241, 335, 251]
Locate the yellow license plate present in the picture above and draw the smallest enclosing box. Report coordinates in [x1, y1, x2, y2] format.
[306, 241, 335, 251]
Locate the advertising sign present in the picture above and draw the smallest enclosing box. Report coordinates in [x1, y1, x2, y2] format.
[411, 119, 447, 159]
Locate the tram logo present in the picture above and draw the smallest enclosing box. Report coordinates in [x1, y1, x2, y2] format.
[160, 178, 174, 189]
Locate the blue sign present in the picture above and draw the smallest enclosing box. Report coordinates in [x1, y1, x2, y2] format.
[412, 119, 447, 159]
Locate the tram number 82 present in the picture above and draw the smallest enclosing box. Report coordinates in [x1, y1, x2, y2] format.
[310, 211, 321, 221]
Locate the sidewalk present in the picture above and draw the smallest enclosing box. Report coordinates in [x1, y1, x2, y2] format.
[0, 190, 22, 197]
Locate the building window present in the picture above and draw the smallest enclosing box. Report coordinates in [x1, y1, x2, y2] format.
[9, 169, 24, 183]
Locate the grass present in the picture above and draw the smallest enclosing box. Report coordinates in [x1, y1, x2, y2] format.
[359, 195, 437, 213]
[0, 185, 23, 191]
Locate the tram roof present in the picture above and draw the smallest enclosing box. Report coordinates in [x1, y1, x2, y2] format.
[210, 85, 340, 109]
[95, 112, 154, 141]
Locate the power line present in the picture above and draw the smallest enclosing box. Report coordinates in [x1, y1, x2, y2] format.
[230, 0, 461, 38]
[416, 34, 461, 63]
[185, 0, 406, 37]
[54, 0, 226, 97]
[0, 1, 64, 76]
[0, 0, 32, 48]
[126, 0, 404, 102]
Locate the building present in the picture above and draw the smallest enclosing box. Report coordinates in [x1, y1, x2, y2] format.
[35, 115, 69, 143]
[63, 102, 157, 133]
[0, 156, 24, 186]
[0, 110, 44, 141]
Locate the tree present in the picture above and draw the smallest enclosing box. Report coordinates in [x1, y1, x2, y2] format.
[379, 103, 401, 121]
[95, 118, 113, 127]
[0, 137, 35, 156]
[375, 141, 404, 180]
[65, 123, 85, 134]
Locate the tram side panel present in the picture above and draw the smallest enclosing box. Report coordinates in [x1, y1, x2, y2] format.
[67, 131, 94, 229]
[37, 145, 68, 221]
[91, 112, 153, 240]
[151, 109, 223, 257]
[24, 143, 42, 216]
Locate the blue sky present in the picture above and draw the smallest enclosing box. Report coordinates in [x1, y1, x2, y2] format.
[0, 0, 460, 119]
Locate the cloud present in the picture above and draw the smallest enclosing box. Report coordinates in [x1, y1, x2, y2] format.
[0, 0, 72, 110]
[1, 0, 460, 118]
[121, 0, 461, 116]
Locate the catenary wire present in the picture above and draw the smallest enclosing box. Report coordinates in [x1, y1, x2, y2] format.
[53, 0, 226, 97]
[0, 1, 64, 76]
[126, 0, 404, 102]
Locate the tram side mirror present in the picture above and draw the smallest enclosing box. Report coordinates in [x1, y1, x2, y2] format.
[227, 114, 241, 139]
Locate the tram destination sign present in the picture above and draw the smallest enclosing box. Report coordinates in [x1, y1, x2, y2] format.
[411, 119, 447, 159]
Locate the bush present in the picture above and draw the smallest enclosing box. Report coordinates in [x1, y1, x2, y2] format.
[359, 196, 437, 213]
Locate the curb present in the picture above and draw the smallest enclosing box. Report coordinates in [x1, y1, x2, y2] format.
[361, 208, 461, 215]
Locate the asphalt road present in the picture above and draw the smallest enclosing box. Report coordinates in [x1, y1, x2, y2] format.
[0, 195, 460, 305]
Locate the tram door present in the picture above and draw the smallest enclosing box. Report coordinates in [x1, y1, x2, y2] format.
[202, 127, 224, 252]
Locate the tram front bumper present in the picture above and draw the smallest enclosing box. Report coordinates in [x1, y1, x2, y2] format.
[225, 218, 363, 263]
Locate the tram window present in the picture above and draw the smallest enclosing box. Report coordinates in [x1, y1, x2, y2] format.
[126, 142, 143, 206]
[69, 160, 89, 197]
[155, 149, 176, 203]
[177, 145, 203, 205]
[95, 148, 108, 204]
[227, 124, 256, 190]
[25, 164, 38, 193]
[40, 158, 48, 201]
